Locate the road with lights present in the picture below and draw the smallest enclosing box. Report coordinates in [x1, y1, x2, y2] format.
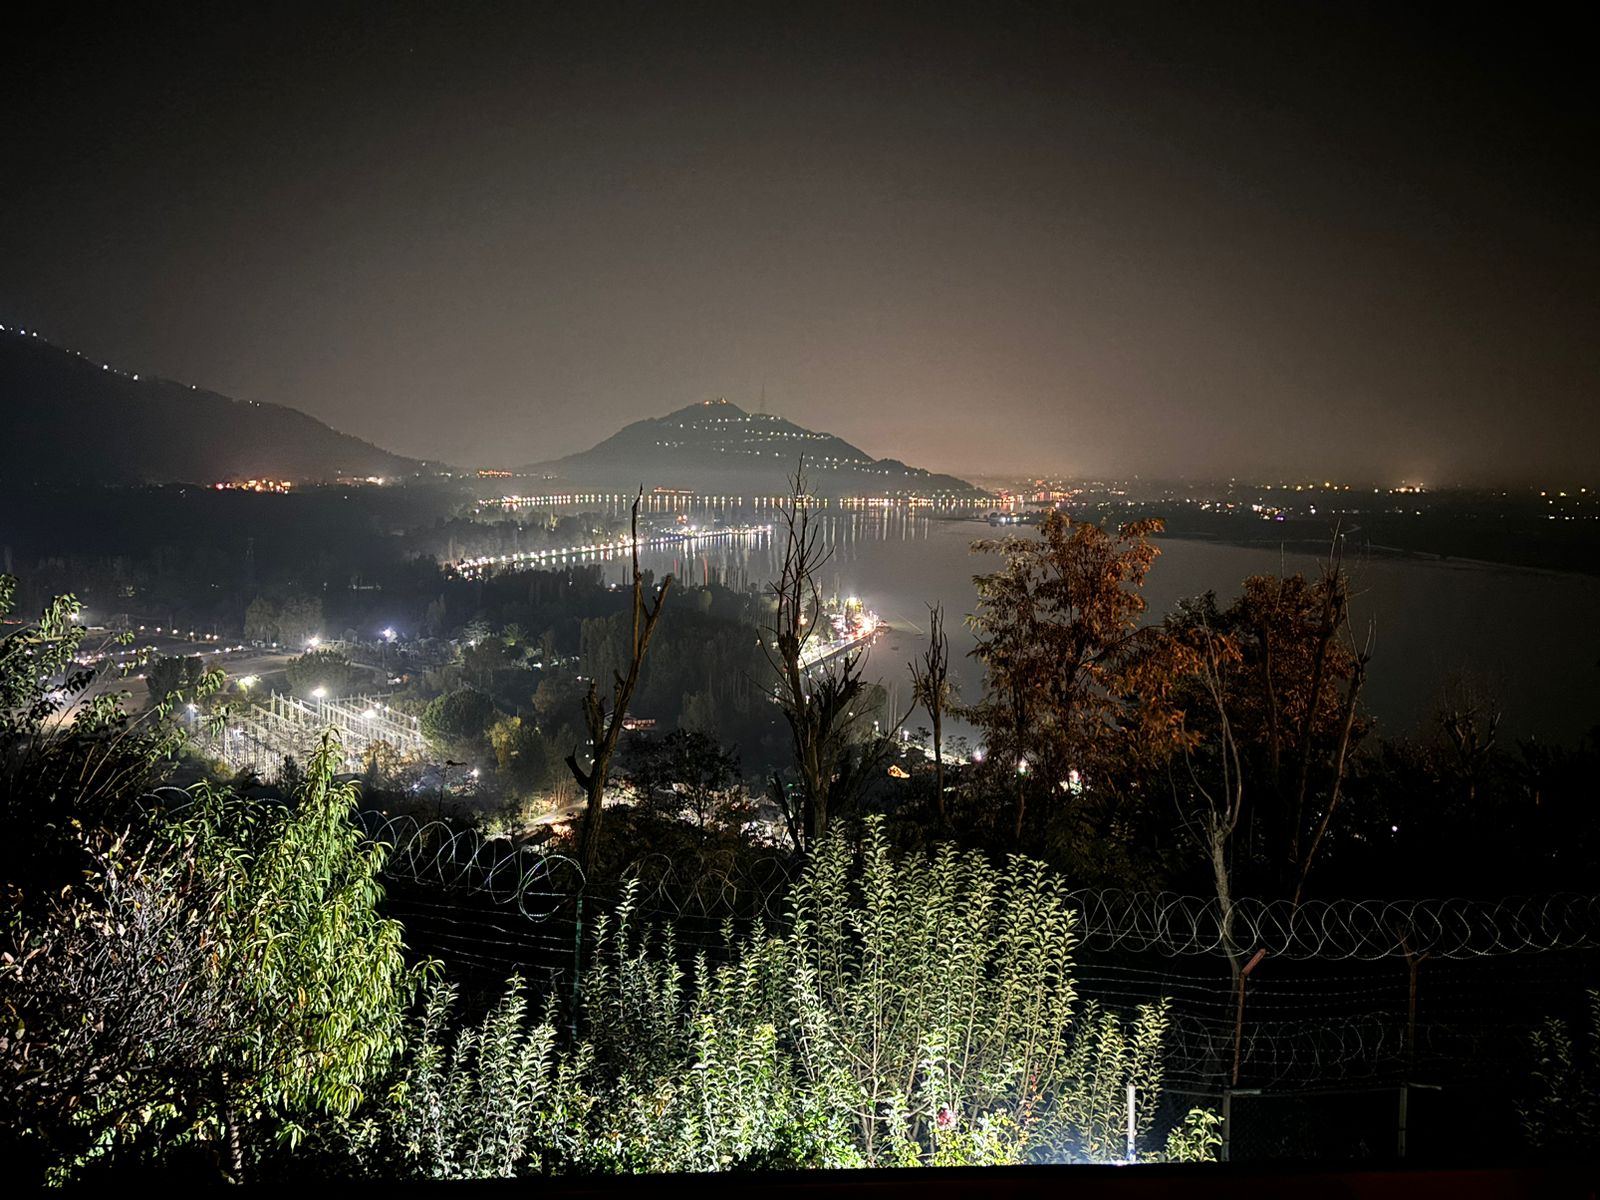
[448, 523, 774, 578]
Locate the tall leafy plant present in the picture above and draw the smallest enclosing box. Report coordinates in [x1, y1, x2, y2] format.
[358, 819, 1215, 1176]
[165, 736, 425, 1173]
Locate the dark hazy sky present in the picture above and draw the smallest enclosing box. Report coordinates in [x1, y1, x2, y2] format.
[2, 2, 1594, 483]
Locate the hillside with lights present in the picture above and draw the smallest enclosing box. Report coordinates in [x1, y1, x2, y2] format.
[0, 326, 431, 485]
[522, 398, 988, 499]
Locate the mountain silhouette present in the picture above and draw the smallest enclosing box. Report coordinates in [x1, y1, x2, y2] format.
[0, 328, 429, 484]
[523, 398, 984, 498]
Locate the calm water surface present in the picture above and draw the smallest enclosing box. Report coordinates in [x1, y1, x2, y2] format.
[592, 502, 1600, 745]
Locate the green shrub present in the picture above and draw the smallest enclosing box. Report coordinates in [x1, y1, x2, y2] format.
[356, 818, 1205, 1176]
[1520, 989, 1600, 1156]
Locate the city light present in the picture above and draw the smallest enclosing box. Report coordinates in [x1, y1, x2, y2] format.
[312, 687, 327, 699]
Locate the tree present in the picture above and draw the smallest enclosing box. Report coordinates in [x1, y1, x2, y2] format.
[564, 490, 673, 873]
[1169, 619, 1249, 993]
[765, 463, 887, 851]
[276, 593, 323, 648]
[622, 729, 741, 831]
[533, 673, 584, 722]
[461, 636, 511, 690]
[966, 512, 1164, 844]
[2, 737, 423, 1183]
[1, 579, 417, 1182]
[145, 653, 209, 706]
[0, 576, 222, 912]
[244, 596, 279, 644]
[488, 714, 557, 794]
[286, 648, 361, 698]
[1, 830, 239, 1182]
[1165, 551, 1372, 903]
[908, 603, 954, 826]
[421, 688, 498, 759]
[165, 738, 421, 1172]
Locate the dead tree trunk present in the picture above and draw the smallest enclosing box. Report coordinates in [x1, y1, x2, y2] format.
[1291, 622, 1372, 907]
[766, 461, 875, 850]
[910, 602, 951, 826]
[566, 489, 672, 874]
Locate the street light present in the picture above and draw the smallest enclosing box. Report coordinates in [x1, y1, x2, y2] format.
[312, 687, 327, 699]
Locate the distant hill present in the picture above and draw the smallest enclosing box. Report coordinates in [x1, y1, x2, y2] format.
[0, 328, 429, 484]
[523, 398, 987, 498]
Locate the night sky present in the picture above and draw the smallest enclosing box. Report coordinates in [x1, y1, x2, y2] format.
[2, 2, 1594, 483]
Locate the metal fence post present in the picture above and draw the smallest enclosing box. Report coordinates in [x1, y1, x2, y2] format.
[570, 893, 584, 1043]
[1232, 948, 1268, 1087]
[1220, 1088, 1232, 1162]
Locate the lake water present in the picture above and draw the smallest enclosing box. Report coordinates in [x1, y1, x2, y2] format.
[591, 502, 1600, 746]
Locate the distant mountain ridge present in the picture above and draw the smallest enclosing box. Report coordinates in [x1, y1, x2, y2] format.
[0, 328, 429, 484]
[523, 398, 986, 498]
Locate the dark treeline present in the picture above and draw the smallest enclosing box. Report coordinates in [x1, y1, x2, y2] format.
[1062, 490, 1600, 577]
[0, 482, 628, 639]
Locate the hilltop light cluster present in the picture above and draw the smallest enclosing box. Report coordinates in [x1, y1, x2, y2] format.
[645, 399, 941, 482]
[212, 479, 292, 494]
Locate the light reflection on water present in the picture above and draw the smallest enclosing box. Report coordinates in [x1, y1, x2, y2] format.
[550, 498, 1600, 745]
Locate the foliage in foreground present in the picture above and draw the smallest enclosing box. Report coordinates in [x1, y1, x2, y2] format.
[2, 738, 422, 1183]
[331, 821, 1218, 1176]
[1519, 989, 1600, 1157]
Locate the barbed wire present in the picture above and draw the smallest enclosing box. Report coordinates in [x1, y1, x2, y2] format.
[605, 849, 802, 923]
[1065, 889, 1600, 961]
[359, 812, 584, 919]
[357, 814, 1600, 959]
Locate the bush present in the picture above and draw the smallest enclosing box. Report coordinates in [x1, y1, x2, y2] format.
[285, 649, 361, 698]
[1, 735, 424, 1183]
[1520, 989, 1600, 1157]
[344, 819, 1212, 1176]
[421, 688, 498, 758]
